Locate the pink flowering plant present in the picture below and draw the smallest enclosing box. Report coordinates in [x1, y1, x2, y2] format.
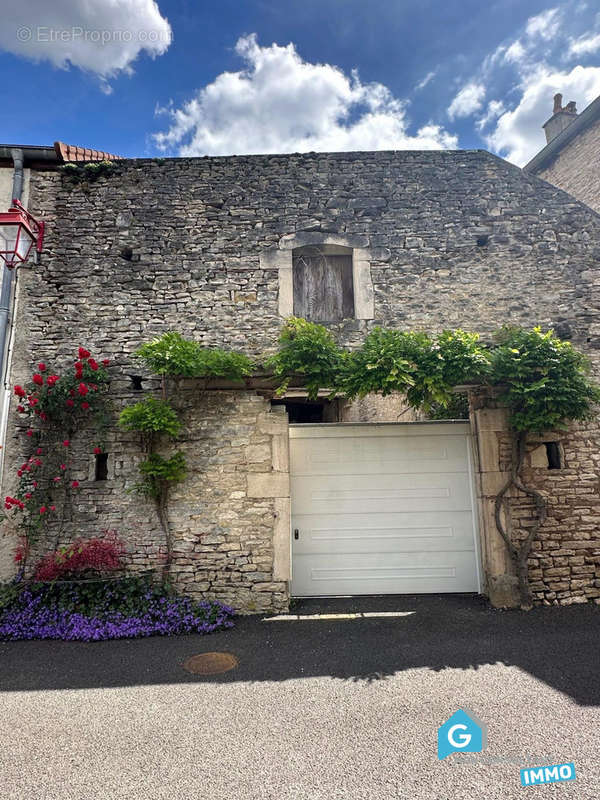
[4, 347, 111, 566]
[32, 531, 124, 582]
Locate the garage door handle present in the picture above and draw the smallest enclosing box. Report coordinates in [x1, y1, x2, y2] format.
[294, 529, 299, 540]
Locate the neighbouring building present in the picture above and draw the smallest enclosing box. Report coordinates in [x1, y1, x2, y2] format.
[1, 148, 600, 612]
[525, 92, 600, 213]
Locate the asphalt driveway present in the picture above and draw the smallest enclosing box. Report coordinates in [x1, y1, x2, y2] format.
[1, 594, 599, 799]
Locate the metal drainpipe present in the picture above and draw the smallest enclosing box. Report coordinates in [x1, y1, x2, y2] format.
[0, 148, 24, 486]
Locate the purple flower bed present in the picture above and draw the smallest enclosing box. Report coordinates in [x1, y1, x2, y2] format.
[0, 578, 235, 642]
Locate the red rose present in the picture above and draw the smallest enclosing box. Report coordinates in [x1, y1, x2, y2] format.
[29, 397, 39, 406]
[14, 386, 26, 398]
[26, 430, 33, 437]
[93, 447, 102, 455]
[32, 481, 38, 488]
[78, 347, 91, 359]
[39, 412, 47, 421]
[81, 401, 90, 410]
[78, 383, 89, 396]
[25, 493, 31, 499]
[66, 399, 74, 407]
[39, 506, 47, 514]
[60, 464, 66, 470]
[87, 358, 98, 371]
[46, 375, 59, 386]
[71, 480, 79, 488]
[53, 476, 61, 482]
[17, 405, 24, 413]
[38, 363, 46, 372]
[102, 359, 110, 366]
[63, 440, 70, 447]
[36, 448, 43, 455]
[50, 505, 56, 511]
[32, 374, 43, 386]
[17, 470, 22, 477]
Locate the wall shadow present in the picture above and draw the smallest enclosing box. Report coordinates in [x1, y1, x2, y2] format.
[1, 594, 598, 706]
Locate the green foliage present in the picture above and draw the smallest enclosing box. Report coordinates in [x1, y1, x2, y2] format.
[265, 317, 345, 400]
[340, 328, 422, 399]
[339, 328, 488, 411]
[266, 320, 598, 433]
[137, 453, 187, 497]
[134, 332, 254, 380]
[61, 160, 116, 184]
[119, 396, 181, 437]
[489, 327, 600, 433]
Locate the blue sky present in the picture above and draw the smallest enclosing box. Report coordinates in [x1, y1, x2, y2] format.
[1, 0, 600, 165]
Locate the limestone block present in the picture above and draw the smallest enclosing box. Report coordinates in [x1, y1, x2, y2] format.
[273, 496, 291, 581]
[246, 443, 271, 463]
[487, 574, 520, 608]
[247, 472, 290, 498]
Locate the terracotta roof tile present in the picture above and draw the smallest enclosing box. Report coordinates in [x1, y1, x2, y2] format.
[53, 141, 123, 162]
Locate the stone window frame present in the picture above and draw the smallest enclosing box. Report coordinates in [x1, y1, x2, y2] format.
[260, 232, 375, 320]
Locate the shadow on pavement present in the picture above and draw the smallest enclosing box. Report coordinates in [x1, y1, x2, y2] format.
[1, 593, 598, 705]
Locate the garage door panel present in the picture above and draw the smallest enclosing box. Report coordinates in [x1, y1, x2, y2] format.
[290, 424, 480, 597]
[291, 434, 470, 476]
[292, 552, 479, 595]
[292, 511, 475, 554]
[291, 473, 472, 514]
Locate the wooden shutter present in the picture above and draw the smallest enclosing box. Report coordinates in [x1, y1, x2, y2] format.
[292, 251, 354, 322]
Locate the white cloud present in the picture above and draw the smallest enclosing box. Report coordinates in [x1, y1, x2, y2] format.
[568, 32, 600, 55]
[486, 65, 600, 165]
[476, 100, 506, 131]
[0, 0, 171, 80]
[415, 70, 437, 91]
[504, 40, 526, 65]
[525, 7, 561, 39]
[154, 35, 458, 156]
[447, 82, 486, 120]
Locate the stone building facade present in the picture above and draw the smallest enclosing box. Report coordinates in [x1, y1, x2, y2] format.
[1, 149, 600, 611]
[525, 93, 600, 213]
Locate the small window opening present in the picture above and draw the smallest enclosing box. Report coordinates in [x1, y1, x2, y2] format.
[130, 375, 144, 391]
[545, 442, 561, 469]
[120, 246, 134, 261]
[95, 453, 109, 481]
[271, 398, 340, 423]
[476, 235, 489, 247]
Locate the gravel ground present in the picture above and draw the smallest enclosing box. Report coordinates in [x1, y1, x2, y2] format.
[0, 594, 598, 800]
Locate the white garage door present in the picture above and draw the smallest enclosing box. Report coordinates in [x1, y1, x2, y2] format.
[290, 422, 480, 597]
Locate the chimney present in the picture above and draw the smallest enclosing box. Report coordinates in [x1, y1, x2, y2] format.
[543, 93, 578, 144]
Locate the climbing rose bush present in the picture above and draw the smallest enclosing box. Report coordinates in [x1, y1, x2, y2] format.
[0, 577, 235, 641]
[4, 347, 111, 558]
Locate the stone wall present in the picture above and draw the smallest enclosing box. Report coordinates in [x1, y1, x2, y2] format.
[1, 383, 290, 612]
[470, 390, 600, 607]
[535, 119, 600, 214]
[2, 149, 600, 608]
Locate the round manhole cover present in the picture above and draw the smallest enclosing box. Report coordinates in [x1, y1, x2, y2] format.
[182, 652, 239, 675]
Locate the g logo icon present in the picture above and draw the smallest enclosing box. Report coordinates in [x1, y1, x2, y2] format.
[438, 709, 486, 759]
[447, 724, 472, 749]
